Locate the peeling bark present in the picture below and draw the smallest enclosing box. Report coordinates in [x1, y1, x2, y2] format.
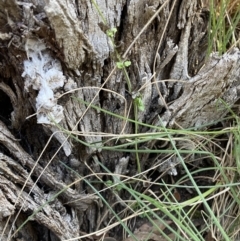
[160, 48, 240, 128]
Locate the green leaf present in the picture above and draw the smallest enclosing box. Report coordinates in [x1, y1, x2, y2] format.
[116, 62, 124, 69]
[105, 180, 113, 186]
[116, 61, 131, 69]
[115, 184, 123, 192]
[135, 97, 145, 111]
[124, 61, 131, 67]
[106, 27, 117, 38]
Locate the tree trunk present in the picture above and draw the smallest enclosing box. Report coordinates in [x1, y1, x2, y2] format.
[0, 0, 239, 240]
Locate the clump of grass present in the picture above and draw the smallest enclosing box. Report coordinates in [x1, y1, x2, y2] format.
[208, 104, 240, 241]
[208, 0, 240, 54]
[55, 96, 239, 241]
[206, 2, 240, 237]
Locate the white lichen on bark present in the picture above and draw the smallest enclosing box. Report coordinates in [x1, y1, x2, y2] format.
[21, 38, 73, 156]
[22, 38, 65, 125]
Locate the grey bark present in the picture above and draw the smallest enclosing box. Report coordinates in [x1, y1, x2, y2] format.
[0, 0, 239, 240]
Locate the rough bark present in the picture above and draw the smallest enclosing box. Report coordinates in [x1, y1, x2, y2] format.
[0, 0, 239, 240]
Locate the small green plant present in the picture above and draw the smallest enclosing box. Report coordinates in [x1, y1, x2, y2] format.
[89, 0, 144, 173]
[106, 27, 117, 38]
[132, 92, 145, 111]
[134, 96, 145, 112]
[116, 60, 131, 69]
